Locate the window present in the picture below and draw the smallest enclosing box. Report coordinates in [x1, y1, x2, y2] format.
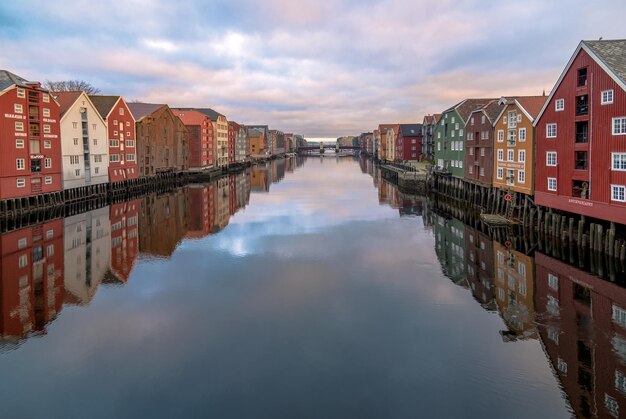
[437, 142, 440, 151]
[518, 170, 525, 183]
[481, 115, 486, 124]
[16, 178, 25, 187]
[43, 124, 50, 133]
[14, 103, 23, 114]
[548, 273, 558, 290]
[47, 244, 54, 257]
[18, 254, 28, 268]
[469, 147, 474, 156]
[75, 169, 80, 176]
[546, 152, 557, 166]
[18, 238, 27, 249]
[459, 141, 463, 151]
[613, 117, 626, 135]
[126, 154, 135, 161]
[602, 89, 614, 105]
[546, 123, 557, 138]
[16, 139, 24, 148]
[93, 138, 98, 146]
[615, 370, 626, 394]
[518, 150, 526, 163]
[497, 130, 504, 142]
[548, 177, 557, 191]
[45, 176, 52, 185]
[459, 160, 463, 168]
[44, 140, 51, 149]
[575, 151, 588, 170]
[459, 129, 464, 137]
[470, 117, 474, 125]
[506, 169, 515, 185]
[507, 149, 514, 161]
[612, 185, 626, 202]
[43, 108, 50, 117]
[497, 149, 504, 161]
[555, 99, 564, 111]
[480, 167, 484, 177]
[44, 158, 51, 168]
[42, 93, 49, 103]
[17, 88, 25, 98]
[578, 67, 587, 86]
[613, 153, 626, 171]
[126, 121, 130, 127]
[109, 154, 120, 162]
[125, 140, 134, 147]
[469, 166, 473, 174]
[70, 155, 80, 164]
[94, 155, 102, 163]
[94, 167, 99, 174]
[480, 147, 485, 157]
[72, 122, 78, 129]
[16, 158, 25, 170]
[110, 139, 119, 147]
[519, 128, 526, 141]
[119, 107, 124, 115]
[15, 121, 24, 131]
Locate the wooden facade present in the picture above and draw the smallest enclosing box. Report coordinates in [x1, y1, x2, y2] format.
[464, 100, 503, 187]
[535, 40, 626, 224]
[89, 95, 138, 182]
[397, 124, 422, 161]
[129, 103, 189, 177]
[492, 96, 546, 195]
[0, 71, 62, 199]
[172, 109, 214, 170]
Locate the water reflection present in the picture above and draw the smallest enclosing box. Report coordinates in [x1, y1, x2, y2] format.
[2, 155, 625, 417]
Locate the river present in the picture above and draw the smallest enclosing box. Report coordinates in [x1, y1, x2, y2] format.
[1, 155, 624, 418]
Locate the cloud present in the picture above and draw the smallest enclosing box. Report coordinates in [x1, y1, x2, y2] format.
[1, 0, 625, 137]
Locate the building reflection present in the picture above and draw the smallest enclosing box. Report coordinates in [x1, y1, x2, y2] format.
[63, 207, 111, 305]
[139, 189, 189, 257]
[535, 252, 626, 418]
[251, 163, 271, 192]
[493, 241, 536, 341]
[106, 200, 139, 284]
[464, 225, 496, 311]
[0, 219, 64, 346]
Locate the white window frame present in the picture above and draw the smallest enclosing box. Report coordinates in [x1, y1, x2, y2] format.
[555, 99, 564, 111]
[16, 139, 24, 148]
[497, 168, 503, 179]
[546, 123, 557, 138]
[602, 89, 614, 105]
[16, 88, 25, 98]
[613, 117, 626, 135]
[519, 128, 526, 142]
[16, 158, 25, 170]
[507, 149, 514, 162]
[518, 170, 525, 183]
[518, 150, 526, 163]
[44, 158, 51, 168]
[497, 149, 504, 161]
[546, 151, 557, 166]
[14, 103, 23, 114]
[613, 153, 626, 171]
[548, 177, 557, 191]
[497, 130, 504, 142]
[45, 176, 52, 185]
[43, 108, 50, 117]
[16, 178, 26, 188]
[612, 184, 626, 202]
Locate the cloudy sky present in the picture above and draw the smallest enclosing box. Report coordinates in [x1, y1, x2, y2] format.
[1, 0, 624, 138]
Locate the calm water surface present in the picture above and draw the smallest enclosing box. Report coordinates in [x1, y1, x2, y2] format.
[2, 156, 624, 418]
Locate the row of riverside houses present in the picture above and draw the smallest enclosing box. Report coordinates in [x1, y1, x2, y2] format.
[357, 123, 425, 161]
[0, 70, 306, 203]
[368, 39, 626, 227]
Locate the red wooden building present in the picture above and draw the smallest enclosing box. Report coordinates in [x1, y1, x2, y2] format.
[535, 39, 626, 224]
[0, 71, 62, 199]
[90, 95, 138, 182]
[396, 124, 423, 161]
[172, 109, 214, 170]
[185, 184, 216, 239]
[464, 99, 503, 186]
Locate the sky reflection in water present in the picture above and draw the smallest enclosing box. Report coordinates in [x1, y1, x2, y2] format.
[0, 157, 571, 419]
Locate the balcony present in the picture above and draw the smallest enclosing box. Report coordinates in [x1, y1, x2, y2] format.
[576, 95, 589, 116]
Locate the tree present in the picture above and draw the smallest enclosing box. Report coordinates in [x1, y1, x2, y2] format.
[44, 80, 101, 95]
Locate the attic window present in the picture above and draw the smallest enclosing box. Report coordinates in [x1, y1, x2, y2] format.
[577, 68, 587, 87]
[17, 88, 25, 98]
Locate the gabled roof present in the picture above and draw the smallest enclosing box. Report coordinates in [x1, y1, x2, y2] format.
[444, 98, 496, 122]
[535, 39, 626, 124]
[468, 99, 504, 125]
[516, 96, 548, 120]
[248, 128, 264, 137]
[88, 95, 122, 120]
[177, 107, 225, 121]
[423, 114, 440, 124]
[400, 124, 423, 136]
[171, 108, 209, 125]
[54, 91, 84, 117]
[128, 102, 166, 122]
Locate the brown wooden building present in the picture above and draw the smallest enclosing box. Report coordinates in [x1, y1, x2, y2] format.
[464, 99, 504, 186]
[128, 103, 189, 177]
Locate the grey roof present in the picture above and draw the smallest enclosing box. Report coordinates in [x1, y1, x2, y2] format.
[0, 70, 31, 91]
[583, 39, 626, 86]
[89, 95, 121, 119]
[177, 107, 224, 121]
[127, 103, 166, 121]
[400, 124, 422, 136]
[247, 128, 264, 136]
